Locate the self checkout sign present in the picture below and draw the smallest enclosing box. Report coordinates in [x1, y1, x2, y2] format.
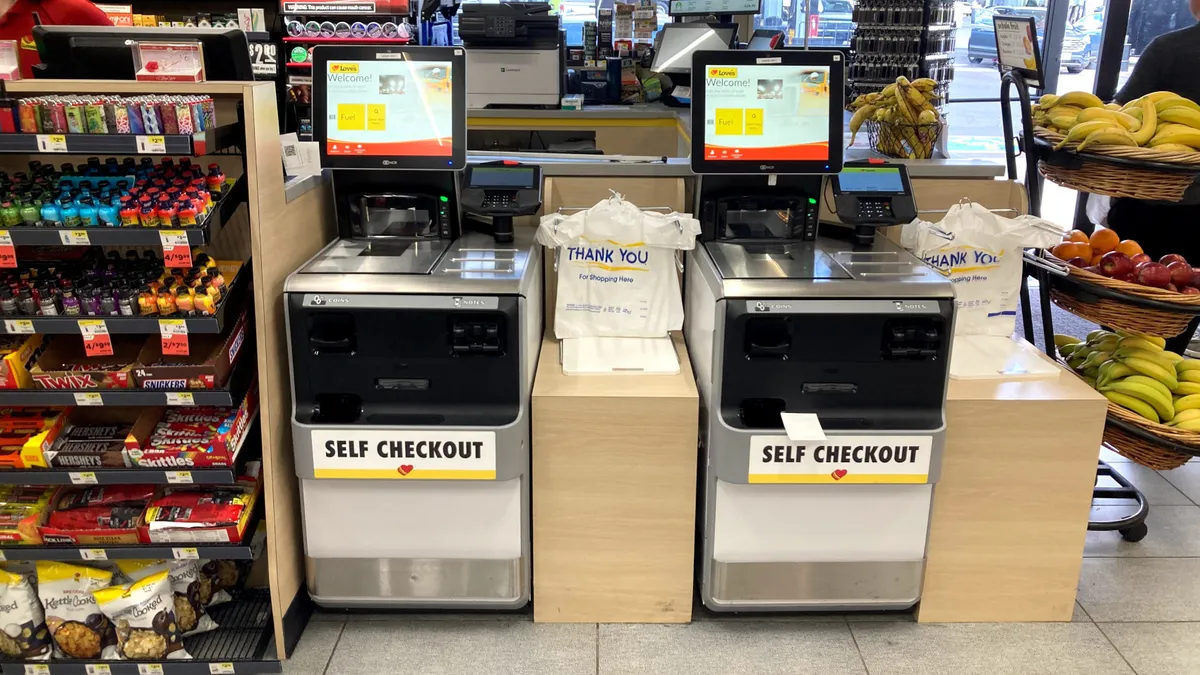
[747, 435, 934, 484]
[311, 429, 497, 480]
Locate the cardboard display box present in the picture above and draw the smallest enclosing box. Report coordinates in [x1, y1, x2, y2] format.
[124, 380, 258, 468]
[133, 308, 249, 390]
[30, 336, 143, 390]
[42, 408, 145, 469]
[37, 485, 152, 545]
[139, 463, 260, 543]
[0, 335, 45, 389]
[0, 407, 70, 469]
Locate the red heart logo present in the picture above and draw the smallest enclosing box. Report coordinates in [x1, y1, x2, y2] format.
[398, 465, 414, 476]
[831, 469, 848, 481]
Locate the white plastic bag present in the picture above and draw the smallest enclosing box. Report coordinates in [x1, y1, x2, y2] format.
[538, 195, 700, 339]
[901, 201, 1062, 337]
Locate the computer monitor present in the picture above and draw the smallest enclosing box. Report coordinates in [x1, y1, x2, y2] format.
[747, 29, 784, 50]
[33, 27, 253, 81]
[650, 23, 738, 74]
[312, 45, 466, 171]
[668, 0, 762, 16]
[690, 49, 845, 175]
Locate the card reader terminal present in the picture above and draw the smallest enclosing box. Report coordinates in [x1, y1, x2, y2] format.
[461, 161, 543, 243]
[831, 162, 918, 245]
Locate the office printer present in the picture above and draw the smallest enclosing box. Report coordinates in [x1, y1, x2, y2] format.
[461, 2, 563, 108]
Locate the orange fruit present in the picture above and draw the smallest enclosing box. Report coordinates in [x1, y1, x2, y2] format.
[1091, 252, 1106, 266]
[1089, 228, 1120, 255]
[1052, 242, 1092, 261]
[1115, 239, 1143, 257]
[1066, 230, 1090, 243]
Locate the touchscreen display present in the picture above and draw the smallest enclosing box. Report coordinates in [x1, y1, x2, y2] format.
[702, 64, 831, 161]
[324, 59, 454, 157]
[837, 167, 905, 193]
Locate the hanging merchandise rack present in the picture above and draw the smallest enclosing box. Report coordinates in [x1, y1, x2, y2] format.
[0, 78, 325, 673]
[846, 0, 957, 104]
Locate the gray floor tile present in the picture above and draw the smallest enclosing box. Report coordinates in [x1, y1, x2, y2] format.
[850, 622, 1133, 675]
[1098, 622, 1200, 675]
[1097, 463, 1193, 506]
[325, 620, 596, 675]
[1086, 505, 1200, 557]
[282, 620, 343, 675]
[1159, 462, 1200, 505]
[1101, 446, 1132, 464]
[1073, 602, 1091, 622]
[599, 622, 865, 675]
[1078, 558, 1200, 622]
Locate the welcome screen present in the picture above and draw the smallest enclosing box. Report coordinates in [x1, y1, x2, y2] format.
[325, 59, 453, 157]
[703, 65, 831, 161]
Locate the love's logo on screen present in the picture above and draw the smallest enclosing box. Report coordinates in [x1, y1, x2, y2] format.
[708, 67, 738, 78]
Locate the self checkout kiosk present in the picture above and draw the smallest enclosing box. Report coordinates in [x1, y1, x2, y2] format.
[284, 46, 544, 608]
[683, 49, 957, 610]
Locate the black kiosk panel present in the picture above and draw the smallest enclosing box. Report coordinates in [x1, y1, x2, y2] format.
[313, 45, 466, 171]
[690, 49, 845, 175]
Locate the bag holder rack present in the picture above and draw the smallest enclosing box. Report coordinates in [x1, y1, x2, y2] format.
[548, 201, 685, 272]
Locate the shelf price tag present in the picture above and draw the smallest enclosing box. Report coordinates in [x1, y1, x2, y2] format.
[58, 229, 90, 246]
[69, 471, 98, 485]
[136, 135, 167, 154]
[172, 547, 200, 560]
[160, 319, 189, 356]
[3, 319, 33, 334]
[73, 392, 103, 406]
[209, 663, 236, 675]
[159, 230, 192, 268]
[86, 664, 113, 675]
[165, 470, 193, 484]
[78, 319, 113, 357]
[165, 392, 195, 406]
[35, 134, 67, 153]
[24, 665, 50, 675]
[80, 548, 107, 561]
[137, 665, 164, 675]
[0, 230, 15, 268]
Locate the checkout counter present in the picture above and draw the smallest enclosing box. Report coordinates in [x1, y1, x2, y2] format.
[281, 42, 1106, 623]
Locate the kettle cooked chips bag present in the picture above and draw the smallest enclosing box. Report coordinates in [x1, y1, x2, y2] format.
[92, 570, 190, 660]
[116, 560, 217, 636]
[36, 562, 117, 659]
[0, 568, 50, 659]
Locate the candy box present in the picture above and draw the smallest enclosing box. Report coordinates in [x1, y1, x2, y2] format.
[133, 308, 248, 390]
[0, 407, 69, 469]
[37, 485, 152, 545]
[124, 380, 258, 469]
[42, 408, 140, 469]
[0, 335, 45, 389]
[29, 336, 142, 390]
[0, 486, 54, 544]
[139, 462, 260, 544]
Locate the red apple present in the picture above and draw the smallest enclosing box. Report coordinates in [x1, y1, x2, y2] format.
[1183, 286, 1200, 295]
[1168, 261, 1195, 286]
[1137, 262, 1173, 288]
[1101, 251, 1133, 277]
[1160, 253, 1189, 266]
[1192, 270, 1200, 288]
[1066, 256, 1088, 267]
[1130, 253, 1152, 266]
[1169, 283, 1180, 292]
[1115, 272, 1137, 283]
[1136, 260, 1155, 272]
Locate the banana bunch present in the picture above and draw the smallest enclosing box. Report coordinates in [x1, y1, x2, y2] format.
[847, 76, 942, 158]
[1034, 90, 1200, 154]
[1058, 330, 1200, 428]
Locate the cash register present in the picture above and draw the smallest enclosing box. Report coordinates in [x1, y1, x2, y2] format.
[284, 45, 543, 609]
[683, 49, 957, 611]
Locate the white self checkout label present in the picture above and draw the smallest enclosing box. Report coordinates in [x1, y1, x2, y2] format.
[748, 435, 933, 484]
[311, 429, 497, 480]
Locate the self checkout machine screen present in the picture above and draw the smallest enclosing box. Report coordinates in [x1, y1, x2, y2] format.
[312, 45, 467, 246]
[690, 49, 844, 243]
[460, 161, 543, 243]
[831, 161, 917, 245]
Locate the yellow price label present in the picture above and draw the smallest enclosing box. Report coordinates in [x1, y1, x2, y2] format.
[137, 135, 166, 154]
[37, 134, 67, 152]
[73, 392, 103, 406]
[3, 319, 33, 334]
[69, 472, 98, 485]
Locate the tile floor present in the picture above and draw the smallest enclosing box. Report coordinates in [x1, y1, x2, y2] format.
[280, 450, 1200, 675]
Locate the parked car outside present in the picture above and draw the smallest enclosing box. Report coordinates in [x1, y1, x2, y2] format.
[967, 6, 1093, 73]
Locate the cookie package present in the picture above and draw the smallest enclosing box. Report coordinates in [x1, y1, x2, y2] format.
[93, 569, 190, 660]
[0, 568, 51, 659]
[36, 561, 118, 660]
[115, 560, 217, 637]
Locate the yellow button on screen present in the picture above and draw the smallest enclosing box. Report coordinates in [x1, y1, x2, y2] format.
[745, 108, 764, 136]
[714, 108, 744, 136]
[337, 103, 365, 131]
[367, 103, 387, 131]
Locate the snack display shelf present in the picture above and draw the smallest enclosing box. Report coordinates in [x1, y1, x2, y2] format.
[0, 123, 244, 158]
[0, 590, 280, 675]
[0, 504, 263, 561]
[0, 262, 248, 336]
[281, 36, 412, 43]
[0, 175, 245, 248]
[0, 350, 255, 406]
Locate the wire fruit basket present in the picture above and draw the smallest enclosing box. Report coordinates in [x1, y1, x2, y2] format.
[868, 119, 943, 160]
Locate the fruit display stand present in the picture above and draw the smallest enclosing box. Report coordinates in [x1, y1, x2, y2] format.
[0, 79, 336, 672]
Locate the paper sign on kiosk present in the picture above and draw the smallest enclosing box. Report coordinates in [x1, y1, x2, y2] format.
[780, 412, 826, 441]
[748, 434, 933, 484]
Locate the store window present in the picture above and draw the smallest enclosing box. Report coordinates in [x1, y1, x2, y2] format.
[754, 0, 852, 47]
